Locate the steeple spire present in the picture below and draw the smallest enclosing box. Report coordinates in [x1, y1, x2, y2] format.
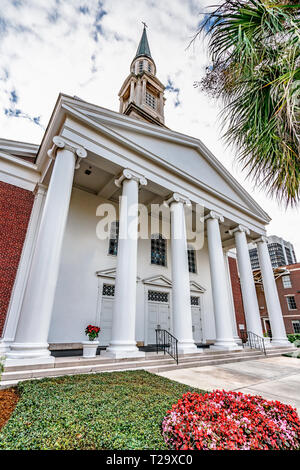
[134, 23, 152, 60]
[118, 24, 166, 127]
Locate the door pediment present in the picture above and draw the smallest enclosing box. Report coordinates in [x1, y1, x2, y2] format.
[142, 275, 172, 288]
[190, 281, 206, 293]
[96, 268, 117, 279]
[142, 275, 206, 293]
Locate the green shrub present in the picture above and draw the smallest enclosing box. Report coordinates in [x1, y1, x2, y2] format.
[0, 370, 205, 450]
[287, 334, 300, 346]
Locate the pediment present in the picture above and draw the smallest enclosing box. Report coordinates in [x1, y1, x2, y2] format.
[96, 268, 117, 279]
[142, 275, 172, 288]
[190, 281, 206, 293]
[96, 268, 141, 281]
[54, 96, 271, 225]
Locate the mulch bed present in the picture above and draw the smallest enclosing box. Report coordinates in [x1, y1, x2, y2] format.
[0, 388, 19, 430]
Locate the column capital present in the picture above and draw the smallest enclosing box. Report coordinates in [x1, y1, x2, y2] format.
[228, 224, 250, 236]
[164, 192, 191, 207]
[204, 210, 224, 223]
[253, 235, 268, 244]
[115, 168, 147, 188]
[47, 136, 87, 169]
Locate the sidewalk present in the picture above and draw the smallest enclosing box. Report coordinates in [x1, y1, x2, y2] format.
[157, 355, 300, 414]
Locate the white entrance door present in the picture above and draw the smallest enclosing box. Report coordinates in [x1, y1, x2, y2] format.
[147, 290, 170, 344]
[99, 283, 115, 346]
[191, 296, 203, 343]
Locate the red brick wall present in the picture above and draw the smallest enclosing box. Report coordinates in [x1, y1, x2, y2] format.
[228, 256, 246, 338]
[229, 255, 300, 336]
[256, 264, 300, 334]
[0, 181, 34, 336]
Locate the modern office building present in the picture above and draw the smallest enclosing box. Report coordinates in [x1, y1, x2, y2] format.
[249, 235, 297, 270]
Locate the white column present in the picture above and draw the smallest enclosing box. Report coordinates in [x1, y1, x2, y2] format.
[136, 79, 142, 106]
[130, 80, 135, 103]
[119, 96, 124, 113]
[255, 237, 291, 347]
[205, 212, 240, 350]
[142, 79, 147, 105]
[6, 136, 87, 365]
[0, 184, 46, 355]
[104, 169, 147, 359]
[229, 226, 263, 337]
[166, 193, 199, 354]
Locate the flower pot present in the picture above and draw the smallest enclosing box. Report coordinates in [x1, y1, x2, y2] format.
[82, 340, 99, 358]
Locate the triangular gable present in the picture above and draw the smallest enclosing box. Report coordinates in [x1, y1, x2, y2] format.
[96, 268, 117, 279]
[62, 98, 269, 223]
[96, 268, 141, 281]
[190, 281, 206, 293]
[142, 275, 172, 288]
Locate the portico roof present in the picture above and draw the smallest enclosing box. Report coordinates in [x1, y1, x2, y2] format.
[0, 92, 271, 237]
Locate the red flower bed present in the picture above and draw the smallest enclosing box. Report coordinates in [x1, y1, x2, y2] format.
[162, 390, 300, 450]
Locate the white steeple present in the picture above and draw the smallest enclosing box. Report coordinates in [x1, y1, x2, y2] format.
[118, 24, 165, 126]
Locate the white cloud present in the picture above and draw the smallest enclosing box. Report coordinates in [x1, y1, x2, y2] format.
[0, 0, 299, 256]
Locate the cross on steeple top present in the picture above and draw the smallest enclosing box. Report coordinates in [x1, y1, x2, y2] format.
[142, 21, 148, 29]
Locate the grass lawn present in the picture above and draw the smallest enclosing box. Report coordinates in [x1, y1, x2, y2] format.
[0, 370, 205, 450]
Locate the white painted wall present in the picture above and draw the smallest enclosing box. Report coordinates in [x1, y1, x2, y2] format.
[48, 187, 216, 345]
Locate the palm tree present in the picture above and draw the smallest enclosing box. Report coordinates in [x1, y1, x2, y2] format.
[195, 0, 299, 206]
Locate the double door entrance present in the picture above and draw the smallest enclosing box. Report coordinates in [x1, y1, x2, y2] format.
[99, 284, 203, 346]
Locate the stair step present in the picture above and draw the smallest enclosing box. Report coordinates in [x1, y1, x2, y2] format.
[0, 348, 293, 388]
[3, 346, 284, 373]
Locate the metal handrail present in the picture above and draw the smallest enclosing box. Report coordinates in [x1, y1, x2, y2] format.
[155, 329, 179, 364]
[241, 330, 266, 356]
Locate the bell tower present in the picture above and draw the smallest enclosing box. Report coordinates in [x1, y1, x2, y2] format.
[118, 24, 166, 126]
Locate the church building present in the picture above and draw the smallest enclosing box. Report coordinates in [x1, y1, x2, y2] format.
[0, 26, 292, 368]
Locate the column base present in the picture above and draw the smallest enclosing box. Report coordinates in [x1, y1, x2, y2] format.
[0, 339, 11, 356]
[102, 341, 145, 360]
[270, 338, 295, 348]
[210, 339, 242, 351]
[5, 342, 54, 366]
[234, 335, 243, 346]
[177, 340, 203, 355]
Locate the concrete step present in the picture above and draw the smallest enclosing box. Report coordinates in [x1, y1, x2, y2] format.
[2, 348, 247, 372]
[1, 347, 272, 376]
[0, 347, 293, 387]
[3, 345, 289, 373]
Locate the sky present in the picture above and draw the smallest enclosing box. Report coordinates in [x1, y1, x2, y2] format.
[0, 0, 299, 257]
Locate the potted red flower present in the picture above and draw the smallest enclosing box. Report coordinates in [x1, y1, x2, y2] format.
[82, 325, 101, 358]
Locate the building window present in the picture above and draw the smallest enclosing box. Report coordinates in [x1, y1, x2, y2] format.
[282, 275, 292, 289]
[147, 62, 152, 73]
[138, 60, 143, 73]
[285, 247, 293, 265]
[249, 248, 260, 270]
[187, 246, 196, 273]
[267, 242, 286, 268]
[151, 234, 167, 266]
[108, 221, 119, 256]
[292, 320, 300, 333]
[146, 91, 156, 109]
[102, 284, 115, 297]
[148, 290, 168, 302]
[191, 296, 199, 306]
[287, 296, 297, 310]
